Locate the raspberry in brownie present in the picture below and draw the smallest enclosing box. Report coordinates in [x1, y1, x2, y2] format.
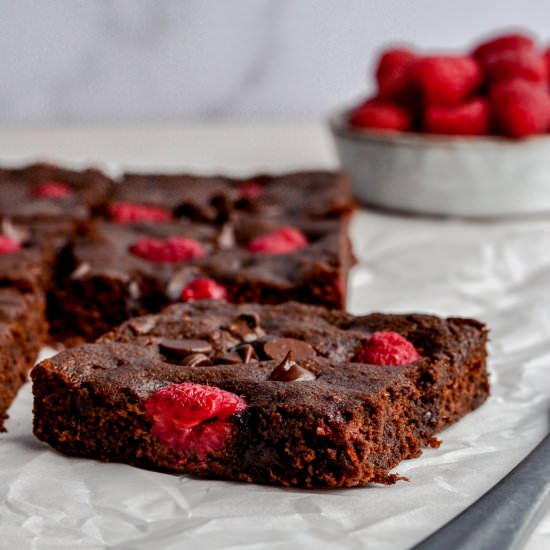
[32, 301, 489, 488]
[48, 213, 353, 342]
[48, 170, 355, 342]
[0, 162, 113, 226]
[116, 170, 355, 223]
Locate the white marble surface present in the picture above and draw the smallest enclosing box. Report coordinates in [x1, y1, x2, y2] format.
[0, 0, 549, 126]
[0, 123, 549, 550]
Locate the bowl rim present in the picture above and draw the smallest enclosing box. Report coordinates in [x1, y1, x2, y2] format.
[328, 110, 550, 148]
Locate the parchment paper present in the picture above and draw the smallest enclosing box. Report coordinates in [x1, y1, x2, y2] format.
[1, 209, 549, 550]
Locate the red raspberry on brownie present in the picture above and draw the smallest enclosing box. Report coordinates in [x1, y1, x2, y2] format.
[375, 47, 418, 104]
[424, 98, 490, 135]
[110, 201, 173, 223]
[0, 235, 22, 254]
[349, 99, 412, 131]
[239, 181, 263, 199]
[354, 331, 420, 366]
[247, 226, 308, 254]
[30, 181, 73, 199]
[412, 56, 482, 106]
[130, 236, 206, 262]
[490, 78, 550, 138]
[180, 278, 227, 302]
[145, 382, 247, 457]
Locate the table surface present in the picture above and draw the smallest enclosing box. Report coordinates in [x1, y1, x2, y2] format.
[0, 123, 549, 550]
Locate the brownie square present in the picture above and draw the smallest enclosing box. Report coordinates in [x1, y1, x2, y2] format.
[0, 162, 113, 225]
[32, 301, 489, 488]
[0, 287, 47, 430]
[48, 171, 356, 342]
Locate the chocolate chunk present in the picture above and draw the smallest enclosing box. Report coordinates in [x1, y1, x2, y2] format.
[127, 316, 157, 335]
[1, 219, 30, 243]
[216, 223, 235, 249]
[268, 352, 316, 382]
[181, 353, 211, 367]
[218, 330, 241, 350]
[227, 312, 265, 342]
[159, 338, 212, 358]
[262, 337, 316, 361]
[237, 312, 260, 329]
[236, 343, 256, 363]
[215, 352, 242, 365]
[159, 338, 212, 356]
[71, 262, 92, 279]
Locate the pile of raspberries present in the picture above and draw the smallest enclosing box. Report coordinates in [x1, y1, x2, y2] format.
[349, 32, 550, 138]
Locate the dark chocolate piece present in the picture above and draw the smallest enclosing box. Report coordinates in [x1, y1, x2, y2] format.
[268, 352, 316, 381]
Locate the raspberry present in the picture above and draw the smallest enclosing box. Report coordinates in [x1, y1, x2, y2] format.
[239, 181, 262, 198]
[129, 236, 206, 262]
[30, 181, 73, 198]
[0, 235, 22, 254]
[482, 48, 547, 84]
[490, 78, 550, 138]
[472, 33, 535, 63]
[354, 331, 420, 366]
[375, 47, 418, 103]
[424, 98, 490, 135]
[545, 48, 550, 83]
[110, 201, 172, 223]
[180, 278, 227, 302]
[145, 383, 247, 458]
[247, 226, 308, 254]
[349, 99, 412, 131]
[412, 56, 482, 106]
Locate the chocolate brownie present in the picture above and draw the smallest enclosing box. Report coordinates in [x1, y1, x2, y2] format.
[48, 171, 356, 342]
[0, 162, 113, 226]
[32, 301, 488, 488]
[0, 287, 47, 430]
[117, 171, 355, 222]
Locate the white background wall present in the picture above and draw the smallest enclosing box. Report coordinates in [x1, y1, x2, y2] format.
[1, 0, 548, 126]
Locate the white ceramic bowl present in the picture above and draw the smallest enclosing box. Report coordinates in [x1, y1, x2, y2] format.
[330, 112, 550, 218]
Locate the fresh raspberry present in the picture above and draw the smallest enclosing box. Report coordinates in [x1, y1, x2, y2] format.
[145, 383, 247, 458]
[110, 201, 172, 223]
[375, 47, 418, 104]
[247, 226, 308, 254]
[482, 48, 547, 84]
[349, 99, 412, 131]
[0, 235, 22, 254]
[490, 78, 550, 138]
[412, 56, 482, 106]
[472, 33, 535, 63]
[354, 331, 420, 366]
[30, 181, 73, 198]
[239, 181, 262, 198]
[129, 236, 206, 262]
[180, 278, 228, 302]
[545, 48, 550, 84]
[424, 98, 490, 135]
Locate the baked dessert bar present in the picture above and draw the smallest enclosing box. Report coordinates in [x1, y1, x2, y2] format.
[49, 171, 356, 342]
[32, 301, 488, 488]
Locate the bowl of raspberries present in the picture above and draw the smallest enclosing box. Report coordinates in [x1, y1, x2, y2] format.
[330, 31, 550, 217]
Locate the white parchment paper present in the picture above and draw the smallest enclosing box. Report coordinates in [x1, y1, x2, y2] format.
[1, 209, 550, 550]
